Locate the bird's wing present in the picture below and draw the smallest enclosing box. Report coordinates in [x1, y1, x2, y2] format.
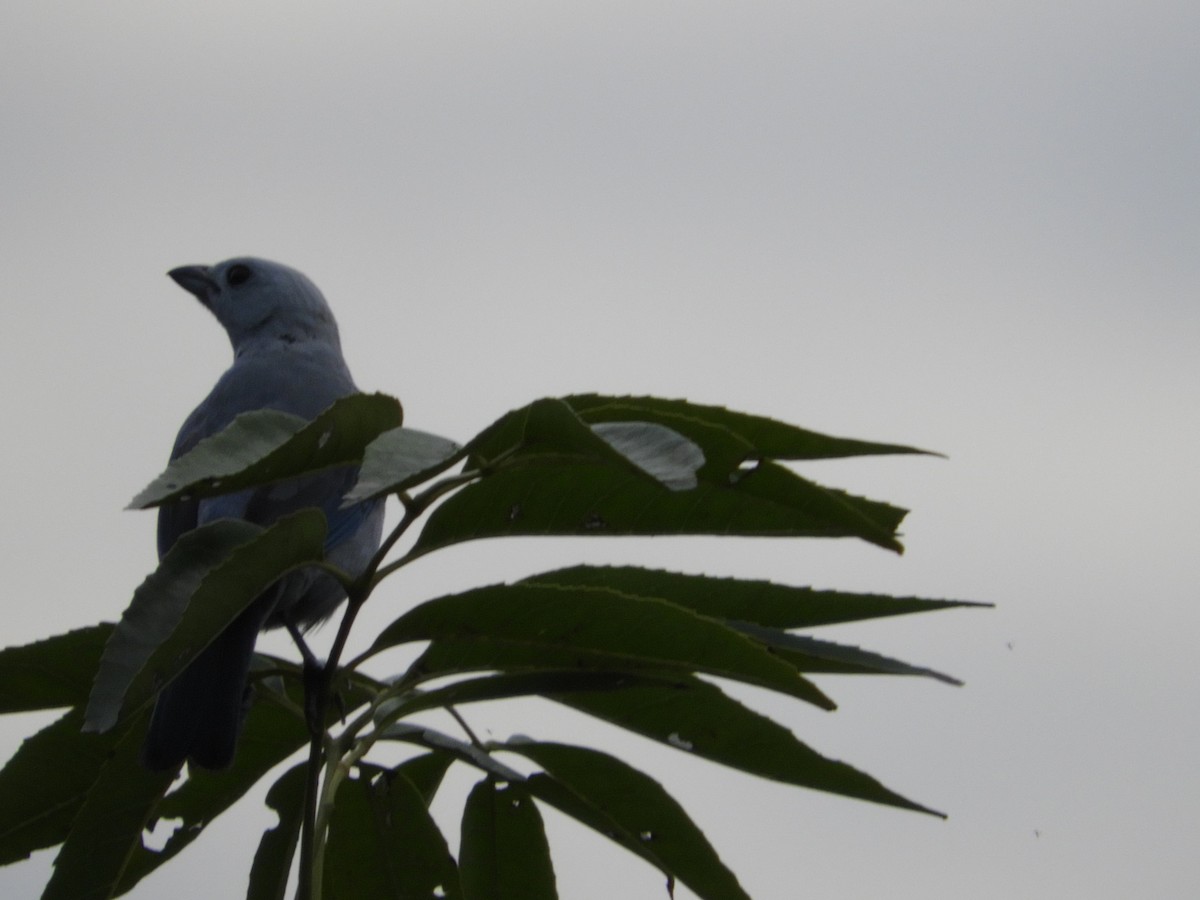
[156, 346, 359, 557]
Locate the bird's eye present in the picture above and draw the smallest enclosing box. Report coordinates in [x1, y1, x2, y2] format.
[226, 264, 252, 286]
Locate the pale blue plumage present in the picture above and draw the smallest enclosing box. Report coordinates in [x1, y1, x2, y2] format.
[142, 258, 383, 771]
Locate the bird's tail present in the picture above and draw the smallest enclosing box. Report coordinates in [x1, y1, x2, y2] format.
[141, 601, 270, 772]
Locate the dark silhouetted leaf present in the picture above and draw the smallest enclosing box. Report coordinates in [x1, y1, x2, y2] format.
[0, 625, 112, 714]
[728, 623, 964, 685]
[115, 680, 315, 893]
[368, 582, 834, 709]
[524, 565, 985, 628]
[414, 459, 904, 556]
[380, 672, 685, 723]
[84, 511, 327, 734]
[473, 398, 703, 492]
[324, 769, 461, 900]
[41, 715, 175, 900]
[510, 741, 749, 900]
[566, 395, 937, 461]
[390, 753, 455, 808]
[551, 677, 942, 816]
[0, 709, 126, 866]
[460, 779, 557, 900]
[248, 764, 308, 900]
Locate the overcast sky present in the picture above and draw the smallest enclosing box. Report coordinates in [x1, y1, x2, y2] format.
[2, 2, 1197, 898]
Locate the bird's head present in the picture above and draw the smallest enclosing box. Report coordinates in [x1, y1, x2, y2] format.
[167, 257, 341, 353]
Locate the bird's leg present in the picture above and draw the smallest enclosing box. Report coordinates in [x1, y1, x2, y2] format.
[286, 621, 327, 738]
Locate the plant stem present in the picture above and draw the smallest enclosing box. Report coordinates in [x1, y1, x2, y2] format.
[294, 589, 366, 900]
[293, 470, 473, 899]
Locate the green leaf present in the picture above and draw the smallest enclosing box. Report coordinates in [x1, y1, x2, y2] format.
[378, 672, 685, 723]
[114, 681, 315, 893]
[524, 565, 985, 628]
[369, 582, 834, 709]
[566, 394, 937, 461]
[430, 397, 913, 552]
[522, 567, 973, 683]
[475, 398, 703, 492]
[324, 769, 461, 900]
[84, 511, 327, 734]
[413, 459, 906, 555]
[0, 625, 113, 714]
[460, 779, 557, 900]
[509, 741, 749, 900]
[464, 398, 611, 465]
[0, 697, 305, 895]
[389, 753, 455, 808]
[0, 709, 126, 866]
[129, 393, 403, 509]
[248, 764, 308, 900]
[551, 677, 941, 816]
[41, 715, 176, 900]
[728, 623, 964, 685]
[343, 427, 464, 504]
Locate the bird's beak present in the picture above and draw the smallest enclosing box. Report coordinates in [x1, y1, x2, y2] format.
[167, 265, 218, 302]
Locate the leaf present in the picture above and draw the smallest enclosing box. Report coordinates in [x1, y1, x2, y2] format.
[727, 623, 964, 685]
[129, 393, 403, 509]
[343, 427, 464, 505]
[84, 511, 327, 734]
[429, 397, 914, 553]
[1, 670, 321, 896]
[413, 459, 906, 556]
[460, 779, 557, 900]
[566, 395, 938, 461]
[521, 567, 973, 684]
[247, 764, 308, 900]
[508, 741, 749, 900]
[41, 714, 176, 900]
[0, 625, 113, 714]
[524, 565, 986, 628]
[551, 677, 942, 815]
[114, 681, 315, 893]
[390, 753, 455, 808]
[324, 769, 461, 900]
[0, 709, 125, 866]
[368, 582, 834, 709]
[0, 697, 304, 895]
[479, 398, 703, 492]
[378, 672, 685, 723]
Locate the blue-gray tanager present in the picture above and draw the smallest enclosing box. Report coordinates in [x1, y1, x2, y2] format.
[141, 257, 384, 771]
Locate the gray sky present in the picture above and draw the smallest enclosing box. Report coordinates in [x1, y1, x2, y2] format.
[2, 2, 1197, 897]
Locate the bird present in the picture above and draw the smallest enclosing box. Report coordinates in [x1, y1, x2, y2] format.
[141, 257, 384, 772]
